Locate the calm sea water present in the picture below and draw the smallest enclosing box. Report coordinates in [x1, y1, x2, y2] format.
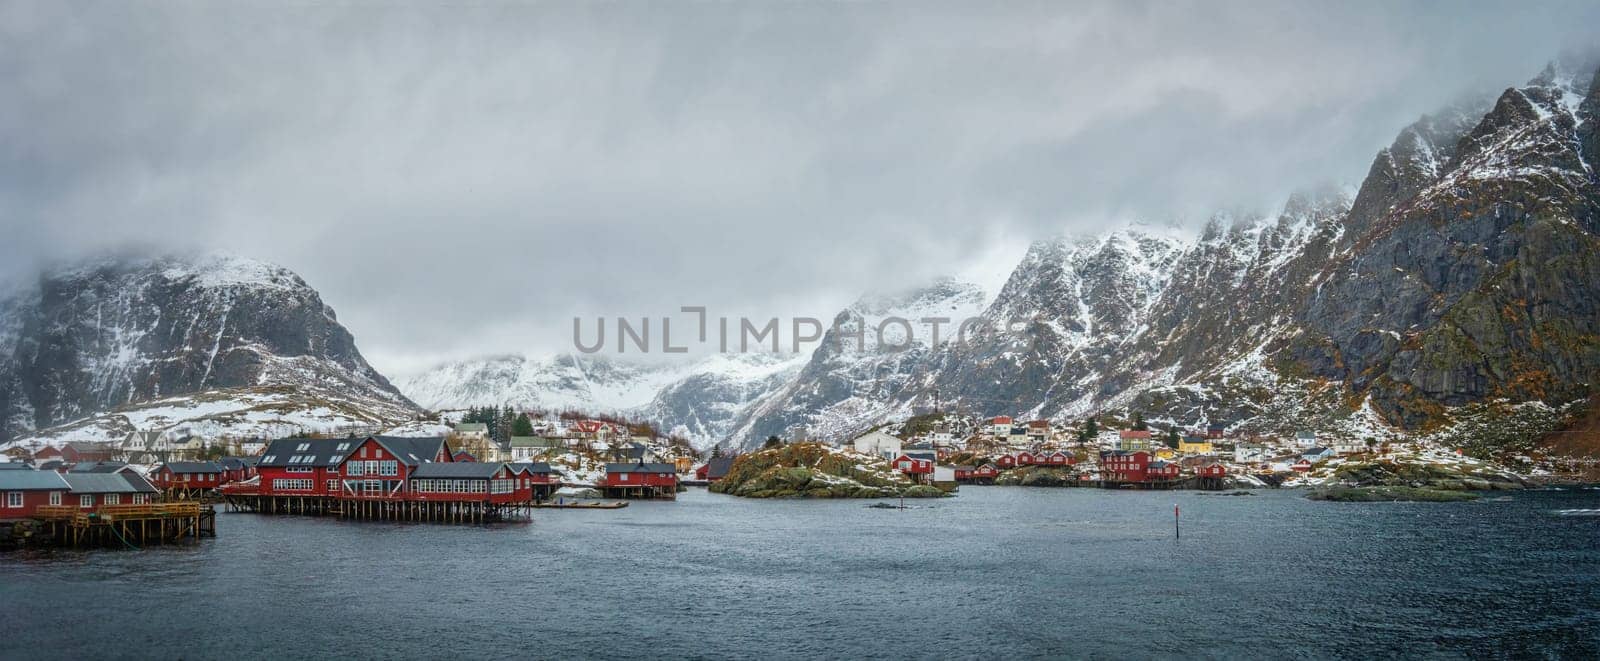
[3, 487, 1598, 660]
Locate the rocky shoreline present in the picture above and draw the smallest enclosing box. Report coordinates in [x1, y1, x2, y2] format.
[709, 443, 950, 499]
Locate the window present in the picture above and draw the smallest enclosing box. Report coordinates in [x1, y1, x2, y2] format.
[296, 442, 311, 451]
[348, 461, 364, 476]
[263, 455, 276, 463]
[132, 494, 146, 505]
[105, 494, 120, 505]
[49, 491, 61, 506]
[5, 492, 19, 508]
[326, 479, 338, 492]
[336, 442, 351, 452]
[380, 461, 398, 477]
[80, 494, 94, 508]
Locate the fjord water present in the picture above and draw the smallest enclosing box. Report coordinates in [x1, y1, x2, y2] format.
[3, 488, 1597, 659]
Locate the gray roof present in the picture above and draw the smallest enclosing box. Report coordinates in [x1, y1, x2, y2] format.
[0, 469, 70, 490]
[606, 462, 675, 474]
[260, 438, 363, 468]
[69, 461, 131, 473]
[219, 456, 258, 470]
[704, 457, 736, 479]
[508, 436, 561, 448]
[507, 462, 553, 474]
[61, 473, 156, 494]
[412, 462, 504, 479]
[258, 436, 446, 469]
[162, 461, 223, 474]
[0, 462, 36, 470]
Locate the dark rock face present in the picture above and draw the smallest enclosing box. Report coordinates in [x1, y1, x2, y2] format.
[0, 255, 413, 442]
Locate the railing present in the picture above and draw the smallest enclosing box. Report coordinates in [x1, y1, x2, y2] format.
[34, 502, 202, 522]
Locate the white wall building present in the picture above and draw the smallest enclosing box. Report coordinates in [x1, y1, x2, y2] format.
[851, 430, 904, 460]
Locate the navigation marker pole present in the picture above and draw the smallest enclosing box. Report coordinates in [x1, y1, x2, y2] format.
[1174, 503, 1180, 539]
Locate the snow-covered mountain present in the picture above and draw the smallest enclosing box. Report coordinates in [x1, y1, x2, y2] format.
[0, 254, 416, 444]
[719, 55, 1600, 450]
[395, 352, 805, 447]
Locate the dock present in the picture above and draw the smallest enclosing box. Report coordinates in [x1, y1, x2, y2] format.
[30, 502, 215, 549]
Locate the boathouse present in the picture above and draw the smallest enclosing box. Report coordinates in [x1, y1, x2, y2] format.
[60, 473, 159, 508]
[151, 461, 225, 498]
[602, 462, 678, 499]
[891, 452, 935, 482]
[0, 469, 71, 519]
[506, 462, 561, 500]
[218, 456, 258, 483]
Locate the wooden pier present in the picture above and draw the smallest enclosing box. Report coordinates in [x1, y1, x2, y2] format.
[31, 503, 215, 549]
[223, 493, 532, 524]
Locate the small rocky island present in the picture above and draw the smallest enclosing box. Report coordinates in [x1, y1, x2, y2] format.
[709, 443, 948, 499]
[1304, 458, 1527, 502]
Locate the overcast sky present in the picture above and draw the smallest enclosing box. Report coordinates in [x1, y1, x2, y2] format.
[2, 1, 1597, 376]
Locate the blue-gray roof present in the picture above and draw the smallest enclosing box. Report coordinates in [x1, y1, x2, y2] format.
[61, 473, 156, 494]
[507, 462, 553, 474]
[0, 469, 70, 490]
[161, 461, 223, 474]
[69, 461, 130, 473]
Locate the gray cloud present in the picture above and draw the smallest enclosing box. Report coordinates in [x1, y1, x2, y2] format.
[2, 0, 1597, 375]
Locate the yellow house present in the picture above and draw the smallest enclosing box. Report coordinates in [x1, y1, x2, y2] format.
[1154, 447, 1177, 459]
[1179, 436, 1213, 455]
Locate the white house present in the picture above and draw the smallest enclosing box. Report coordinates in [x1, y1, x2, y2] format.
[1332, 438, 1368, 455]
[1294, 431, 1317, 448]
[1233, 443, 1269, 464]
[851, 430, 903, 460]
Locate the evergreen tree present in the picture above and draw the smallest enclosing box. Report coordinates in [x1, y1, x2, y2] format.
[763, 435, 783, 450]
[512, 412, 535, 437]
[1165, 428, 1180, 449]
[1132, 412, 1148, 431]
[1081, 416, 1098, 441]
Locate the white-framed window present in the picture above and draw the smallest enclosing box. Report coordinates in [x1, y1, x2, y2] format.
[296, 442, 311, 451]
[347, 461, 364, 476]
[263, 454, 277, 463]
[80, 494, 94, 508]
[49, 491, 62, 506]
[132, 494, 146, 505]
[326, 479, 338, 492]
[105, 494, 120, 505]
[5, 492, 20, 508]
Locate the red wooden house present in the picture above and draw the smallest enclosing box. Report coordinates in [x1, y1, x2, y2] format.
[32, 446, 63, 463]
[891, 453, 935, 477]
[218, 457, 258, 483]
[61, 473, 159, 509]
[1101, 451, 1152, 482]
[1015, 451, 1037, 466]
[505, 462, 560, 500]
[452, 450, 479, 462]
[954, 463, 1000, 484]
[1197, 463, 1228, 478]
[407, 462, 523, 504]
[336, 436, 454, 499]
[602, 462, 678, 498]
[1045, 451, 1075, 466]
[995, 454, 1017, 469]
[150, 461, 225, 495]
[1292, 458, 1312, 472]
[0, 469, 71, 518]
[61, 441, 119, 464]
[1147, 460, 1181, 481]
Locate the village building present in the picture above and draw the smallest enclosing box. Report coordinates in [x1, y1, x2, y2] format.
[1294, 431, 1318, 448]
[61, 472, 159, 508]
[1178, 436, 1213, 455]
[61, 441, 121, 464]
[150, 461, 225, 498]
[988, 416, 1013, 435]
[508, 436, 562, 461]
[695, 457, 736, 483]
[601, 462, 678, 499]
[1118, 430, 1154, 453]
[218, 457, 259, 484]
[1331, 438, 1368, 455]
[891, 452, 935, 483]
[505, 462, 561, 500]
[452, 450, 479, 462]
[1206, 424, 1228, 439]
[0, 469, 71, 518]
[452, 422, 489, 440]
[851, 430, 903, 460]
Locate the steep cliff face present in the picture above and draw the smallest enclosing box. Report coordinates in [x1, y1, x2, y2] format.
[1289, 58, 1600, 427]
[0, 254, 414, 442]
